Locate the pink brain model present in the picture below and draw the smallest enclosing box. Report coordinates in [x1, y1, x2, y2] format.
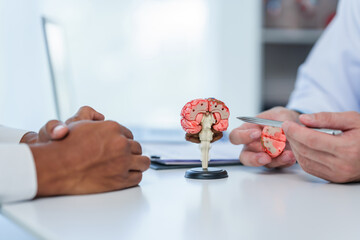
[180, 98, 230, 134]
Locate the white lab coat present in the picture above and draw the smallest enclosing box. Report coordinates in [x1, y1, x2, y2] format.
[287, 0, 360, 113]
[0, 0, 56, 203]
[0, 127, 37, 203]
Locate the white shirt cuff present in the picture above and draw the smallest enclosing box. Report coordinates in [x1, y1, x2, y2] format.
[0, 126, 29, 143]
[0, 144, 37, 203]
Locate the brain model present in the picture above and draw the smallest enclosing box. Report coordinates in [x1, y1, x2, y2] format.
[181, 98, 230, 169]
[261, 126, 286, 158]
[180, 98, 230, 134]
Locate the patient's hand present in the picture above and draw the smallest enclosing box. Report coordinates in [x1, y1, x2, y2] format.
[20, 106, 104, 144]
[229, 107, 298, 168]
[30, 120, 150, 196]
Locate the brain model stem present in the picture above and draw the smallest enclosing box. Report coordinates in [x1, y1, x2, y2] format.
[199, 113, 215, 170]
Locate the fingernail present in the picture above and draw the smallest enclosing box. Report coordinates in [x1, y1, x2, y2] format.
[54, 125, 66, 133]
[300, 114, 314, 122]
[258, 158, 269, 165]
[250, 131, 261, 139]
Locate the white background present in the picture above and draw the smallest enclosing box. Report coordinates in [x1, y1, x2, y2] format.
[1, 0, 262, 137]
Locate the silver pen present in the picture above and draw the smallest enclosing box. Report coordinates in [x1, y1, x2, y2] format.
[237, 116, 343, 135]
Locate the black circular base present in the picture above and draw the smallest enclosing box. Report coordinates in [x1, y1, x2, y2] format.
[185, 167, 228, 180]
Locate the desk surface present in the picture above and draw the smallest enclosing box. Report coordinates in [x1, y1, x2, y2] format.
[3, 163, 360, 240]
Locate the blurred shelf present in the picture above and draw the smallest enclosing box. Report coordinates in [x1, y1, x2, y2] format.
[263, 78, 295, 103]
[263, 28, 323, 44]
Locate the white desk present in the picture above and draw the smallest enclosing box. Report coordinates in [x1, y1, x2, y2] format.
[2, 163, 360, 240]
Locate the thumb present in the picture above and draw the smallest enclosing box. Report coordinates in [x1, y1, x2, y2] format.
[299, 111, 360, 130]
[229, 127, 262, 145]
[38, 120, 69, 142]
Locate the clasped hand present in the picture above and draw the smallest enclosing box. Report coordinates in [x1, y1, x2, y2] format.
[23, 106, 150, 197]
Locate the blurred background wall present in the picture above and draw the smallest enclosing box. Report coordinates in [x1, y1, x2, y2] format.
[0, 0, 338, 139]
[39, 0, 262, 139]
[0, 0, 56, 130]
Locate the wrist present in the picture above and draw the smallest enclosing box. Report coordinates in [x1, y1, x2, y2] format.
[29, 143, 69, 197]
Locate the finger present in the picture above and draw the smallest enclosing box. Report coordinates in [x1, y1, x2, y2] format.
[119, 125, 134, 139]
[130, 155, 151, 172]
[295, 155, 333, 182]
[106, 121, 134, 139]
[239, 149, 272, 167]
[234, 139, 268, 166]
[281, 161, 298, 168]
[244, 141, 296, 168]
[91, 110, 105, 121]
[245, 140, 265, 152]
[229, 127, 262, 145]
[65, 106, 105, 124]
[299, 111, 360, 130]
[265, 150, 296, 168]
[282, 121, 342, 155]
[126, 171, 143, 186]
[256, 107, 300, 121]
[38, 120, 69, 142]
[130, 140, 142, 155]
[287, 139, 333, 180]
[108, 171, 143, 191]
[286, 134, 336, 166]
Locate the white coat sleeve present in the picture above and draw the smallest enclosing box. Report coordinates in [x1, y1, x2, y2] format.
[0, 144, 37, 203]
[287, 0, 360, 113]
[0, 126, 29, 143]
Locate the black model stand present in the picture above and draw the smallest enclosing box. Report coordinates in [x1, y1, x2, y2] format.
[185, 167, 228, 180]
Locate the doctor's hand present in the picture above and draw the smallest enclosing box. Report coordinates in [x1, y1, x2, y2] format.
[30, 120, 150, 197]
[229, 107, 298, 168]
[20, 106, 104, 144]
[282, 111, 360, 183]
